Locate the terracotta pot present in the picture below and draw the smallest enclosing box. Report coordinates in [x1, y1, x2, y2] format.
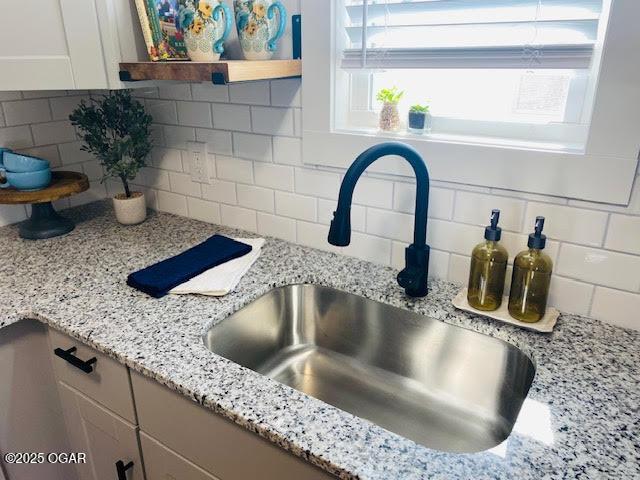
[113, 192, 146, 225]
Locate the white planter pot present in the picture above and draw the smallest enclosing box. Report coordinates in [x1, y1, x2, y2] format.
[113, 192, 146, 225]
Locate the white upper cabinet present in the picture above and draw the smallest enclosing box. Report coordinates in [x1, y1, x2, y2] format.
[0, 0, 147, 90]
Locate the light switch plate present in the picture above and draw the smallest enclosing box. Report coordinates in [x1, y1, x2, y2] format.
[186, 142, 210, 184]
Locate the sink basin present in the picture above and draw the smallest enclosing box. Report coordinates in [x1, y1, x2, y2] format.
[203, 284, 535, 453]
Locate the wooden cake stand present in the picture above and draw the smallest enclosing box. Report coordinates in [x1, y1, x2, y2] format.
[0, 171, 90, 239]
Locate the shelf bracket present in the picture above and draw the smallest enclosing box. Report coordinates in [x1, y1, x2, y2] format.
[119, 70, 140, 82]
[211, 72, 227, 85]
[293, 15, 302, 60]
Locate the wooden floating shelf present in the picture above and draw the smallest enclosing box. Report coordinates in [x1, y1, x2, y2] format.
[119, 60, 301, 85]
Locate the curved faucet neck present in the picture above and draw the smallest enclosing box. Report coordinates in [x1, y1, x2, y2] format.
[336, 142, 430, 246]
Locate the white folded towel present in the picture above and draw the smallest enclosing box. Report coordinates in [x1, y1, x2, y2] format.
[170, 237, 264, 296]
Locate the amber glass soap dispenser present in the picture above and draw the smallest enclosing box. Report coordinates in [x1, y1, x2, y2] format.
[467, 209, 509, 311]
[508, 216, 553, 322]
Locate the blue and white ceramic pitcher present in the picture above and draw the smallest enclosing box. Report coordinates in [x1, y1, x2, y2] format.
[178, 0, 233, 62]
[234, 0, 286, 60]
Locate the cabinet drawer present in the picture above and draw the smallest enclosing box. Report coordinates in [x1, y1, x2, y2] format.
[140, 432, 220, 480]
[58, 381, 143, 480]
[131, 372, 333, 480]
[49, 328, 136, 423]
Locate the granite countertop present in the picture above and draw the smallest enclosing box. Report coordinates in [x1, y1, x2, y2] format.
[1, 201, 638, 479]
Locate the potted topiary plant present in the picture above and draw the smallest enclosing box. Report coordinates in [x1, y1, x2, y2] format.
[70, 90, 153, 225]
[376, 87, 404, 132]
[408, 103, 431, 134]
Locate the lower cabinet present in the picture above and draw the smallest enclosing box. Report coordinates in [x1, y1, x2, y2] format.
[131, 371, 333, 480]
[139, 433, 219, 480]
[57, 382, 144, 480]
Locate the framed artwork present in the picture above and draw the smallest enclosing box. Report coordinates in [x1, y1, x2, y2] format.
[134, 0, 189, 60]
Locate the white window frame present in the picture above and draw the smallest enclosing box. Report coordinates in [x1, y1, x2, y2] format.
[301, 0, 640, 205]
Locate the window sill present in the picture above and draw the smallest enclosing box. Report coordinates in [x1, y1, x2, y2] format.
[334, 126, 586, 155]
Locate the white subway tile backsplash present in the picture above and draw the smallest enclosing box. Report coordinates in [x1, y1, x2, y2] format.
[295, 168, 340, 200]
[169, 172, 202, 197]
[212, 103, 251, 132]
[158, 84, 191, 101]
[393, 183, 454, 220]
[318, 198, 365, 232]
[270, 79, 301, 107]
[548, 276, 594, 316]
[3, 99, 51, 126]
[202, 180, 237, 204]
[58, 141, 94, 165]
[177, 101, 212, 128]
[523, 203, 608, 246]
[275, 191, 317, 221]
[31, 121, 76, 145]
[253, 162, 294, 191]
[187, 197, 221, 224]
[233, 132, 272, 162]
[591, 287, 640, 330]
[157, 190, 188, 216]
[237, 184, 274, 213]
[604, 214, 640, 255]
[216, 155, 254, 184]
[251, 106, 294, 136]
[428, 219, 484, 255]
[82, 160, 103, 181]
[293, 108, 302, 137]
[0, 205, 27, 227]
[0, 126, 33, 149]
[229, 82, 270, 105]
[152, 147, 183, 171]
[191, 83, 229, 103]
[69, 181, 107, 208]
[454, 191, 525, 231]
[146, 100, 178, 125]
[557, 244, 640, 292]
[163, 125, 196, 149]
[0, 92, 22, 101]
[366, 208, 413, 243]
[339, 231, 392, 265]
[220, 204, 257, 231]
[448, 254, 471, 285]
[257, 212, 296, 241]
[353, 177, 393, 209]
[49, 95, 87, 121]
[195, 128, 233, 155]
[139, 167, 171, 191]
[296, 221, 331, 251]
[273, 136, 301, 165]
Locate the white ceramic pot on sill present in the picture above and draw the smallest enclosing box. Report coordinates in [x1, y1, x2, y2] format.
[113, 192, 147, 225]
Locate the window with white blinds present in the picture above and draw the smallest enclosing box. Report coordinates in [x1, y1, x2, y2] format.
[341, 0, 604, 70]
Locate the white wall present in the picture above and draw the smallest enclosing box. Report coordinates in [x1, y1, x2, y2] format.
[1, 82, 639, 331]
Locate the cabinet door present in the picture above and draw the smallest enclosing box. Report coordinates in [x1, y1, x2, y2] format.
[58, 382, 144, 480]
[0, 0, 108, 90]
[140, 433, 220, 480]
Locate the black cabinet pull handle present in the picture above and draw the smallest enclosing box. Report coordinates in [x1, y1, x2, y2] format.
[54, 347, 97, 373]
[116, 460, 134, 480]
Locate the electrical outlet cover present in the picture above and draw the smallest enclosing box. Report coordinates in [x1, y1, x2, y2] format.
[187, 141, 210, 184]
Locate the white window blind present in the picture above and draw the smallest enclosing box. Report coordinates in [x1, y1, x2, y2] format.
[341, 0, 603, 69]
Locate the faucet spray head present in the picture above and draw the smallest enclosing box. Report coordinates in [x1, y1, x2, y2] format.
[328, 208, 351, 246]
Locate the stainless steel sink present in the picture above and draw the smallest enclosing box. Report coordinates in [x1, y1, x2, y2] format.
[203, 284, 535, 453]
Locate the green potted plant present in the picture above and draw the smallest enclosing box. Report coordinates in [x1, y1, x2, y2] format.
[408, 103, 431, 134]
[376, 87, 404, 132]
[70, 91, 153, 225]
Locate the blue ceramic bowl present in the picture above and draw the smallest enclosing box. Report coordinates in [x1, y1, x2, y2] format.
[5, 168, 52, 191]
[2, 152, 50, 172]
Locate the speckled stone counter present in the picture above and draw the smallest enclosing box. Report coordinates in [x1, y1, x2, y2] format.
[1, 202, 638, 479]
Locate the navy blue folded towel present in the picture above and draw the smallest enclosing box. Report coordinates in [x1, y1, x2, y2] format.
[127, 235, 252, 298]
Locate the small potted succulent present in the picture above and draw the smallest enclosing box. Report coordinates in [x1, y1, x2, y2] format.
[70, 91, 153, 225]
[408, 104, 431, 134]
[376, 87, 404, 132]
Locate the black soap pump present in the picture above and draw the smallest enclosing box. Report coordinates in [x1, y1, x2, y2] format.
[467, 209, 509, 311]
[508, 216, 553, 322]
